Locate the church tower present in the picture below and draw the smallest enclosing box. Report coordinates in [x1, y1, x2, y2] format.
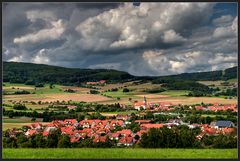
[144, 96, 147, 108]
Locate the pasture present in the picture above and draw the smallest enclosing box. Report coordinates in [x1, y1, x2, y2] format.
[3, 82, 237, 105]
[3, 148, 237, 159]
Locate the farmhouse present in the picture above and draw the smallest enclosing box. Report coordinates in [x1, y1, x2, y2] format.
[213, 120, 235, 129]
[134, 102, 147, 111]
[140, 123, 163, 130]
[86, 80, 106, 85]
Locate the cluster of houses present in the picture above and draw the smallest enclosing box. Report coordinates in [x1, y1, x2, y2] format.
[134, 97, 173, 111]
[194, 103, 237, 112]
[15, 117, 235, 146]
[86, 80, 106, 85]
[134, 99, 237, 113]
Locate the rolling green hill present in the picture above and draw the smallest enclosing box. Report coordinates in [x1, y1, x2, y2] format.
[3, 62, 134, 85]
[3, 61, 237, 86]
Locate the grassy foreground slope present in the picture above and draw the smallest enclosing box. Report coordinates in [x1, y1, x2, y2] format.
[3, 148, 237, 159]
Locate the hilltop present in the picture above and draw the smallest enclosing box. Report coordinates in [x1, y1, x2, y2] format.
[3, 61, 237, 85]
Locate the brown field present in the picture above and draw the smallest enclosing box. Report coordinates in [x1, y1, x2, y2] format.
[4, 93, 113, 102]
[198, 80, 224, 86]
[3, 86, 35, 90]
[136, 94, 168, 99]
[60, 86, 90, 93]
[127, 83, 161, 92]
[3, 117, 43, 123]
[95, 83, 126, 92]
[99, 95, 237, 105]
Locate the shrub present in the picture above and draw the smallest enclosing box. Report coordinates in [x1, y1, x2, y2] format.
[13, 104, 27, 110]
[123, 88, 130, 92]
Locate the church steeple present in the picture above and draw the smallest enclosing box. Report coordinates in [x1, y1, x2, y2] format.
[144, 96, 147, 106]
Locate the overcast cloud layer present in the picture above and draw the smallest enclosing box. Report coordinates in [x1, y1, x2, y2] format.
[3, 2, 238, 76]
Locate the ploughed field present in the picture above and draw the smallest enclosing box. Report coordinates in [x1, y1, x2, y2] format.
[3, 148, 237, 159]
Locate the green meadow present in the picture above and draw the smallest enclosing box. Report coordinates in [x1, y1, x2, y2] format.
[3, 148, 237, 159]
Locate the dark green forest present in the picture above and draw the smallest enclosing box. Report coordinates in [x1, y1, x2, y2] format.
[3, 61, 237, 87]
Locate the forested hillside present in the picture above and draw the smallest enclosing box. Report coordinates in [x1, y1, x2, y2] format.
[3, 62, 237, 86]
[3, 62, 134, 85]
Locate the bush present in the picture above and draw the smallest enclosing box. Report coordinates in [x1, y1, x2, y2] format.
[13, 104, 27, 110]
[123, 88, 130, 92]
[14, 90, 31, 95]
[35, 83, 44, 87]
[111, 88, 118, 92]
[64, 89, 75, 93]
[90, 90, 99, 94]
[144, 88, 166, 93]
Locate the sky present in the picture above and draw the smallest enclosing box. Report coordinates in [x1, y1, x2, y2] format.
[2, 2, 238, 76]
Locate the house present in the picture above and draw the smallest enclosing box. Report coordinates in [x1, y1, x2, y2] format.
[25, 129, 37, 136]
[86, 82, 98, 85]
[135, 130, 147, 137]
[108, 133, 120, 140]
[134, 102, 147, 110]
[135, 120, 151, 124]
[140, 124, 163, 130]
[116, 129, 132, 137]
[30, 123, 42, 130]
[64, 119, 77, 126]
[43, 131, 49, 136]
[221, 128, 235, 134]
[160, 102, 173, 107]
[67, 105, 77, 110]
[117, 136, 134, 146]
[214, 121, 235, 129]
[44, 126, 57, 134]
[188, 124, 200, 129]
[93, 136, 107, 143]
[99, 80, 106, 84]
[86, 80, 106, 85]
[195, 106, 205, 110]
[203, 127, 218, 135]
[116, 114, 130, 120]
[110, 120, 124, 128]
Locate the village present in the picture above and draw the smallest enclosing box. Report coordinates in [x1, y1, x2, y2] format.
[5, 97, 237, 147]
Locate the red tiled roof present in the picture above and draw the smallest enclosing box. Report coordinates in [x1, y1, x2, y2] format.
[116, 129, 132, 136]
[222, 128, 235, 134]
[70, 136, 81, 143]
[31, 123, 41, 128]
[140, 124, 163, 129]
[136, 130, 147, 136]
[204, 127, 217, 135]
[119, 136, 133, 144]
[93, 136, 107, 143]
[110, 120, 124, 126]
[134, 102, 146, 106]
[111, 133, 120, 138]
[43, 131, 49, 136]
[135, 120, 151, 124]
[61, 126, 75, 135]
[26, 129, 37, 135]
[195, 106, 204, 110]
[80, 128, 92, 134]
[67, 105, 77, 109]
[64, 119, 77, 125]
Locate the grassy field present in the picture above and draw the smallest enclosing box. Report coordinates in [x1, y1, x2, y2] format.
[3, 122, 49, 130]
[102, 90, 136, 98]
[160, 90, 190, 97]
[3, 148, 237, 159]
[3, 117, 43, 123]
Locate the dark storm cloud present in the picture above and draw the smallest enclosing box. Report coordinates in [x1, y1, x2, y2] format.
[3, 2, 238, 76]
